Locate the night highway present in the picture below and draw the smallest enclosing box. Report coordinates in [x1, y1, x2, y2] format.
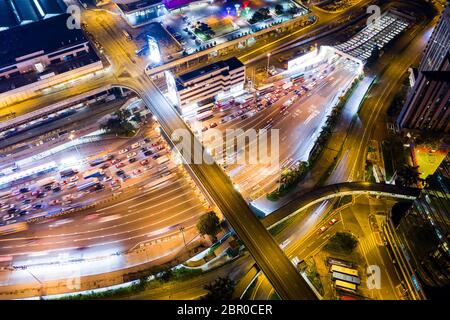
[0, 0, 447, 309]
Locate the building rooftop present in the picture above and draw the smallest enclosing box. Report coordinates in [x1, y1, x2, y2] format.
[0, 13, 87, 70]
[177, 57, 244, 84]
[0, 48, 100, 94]
[116, 0, 163, 13]
[0, 0, 66, 30]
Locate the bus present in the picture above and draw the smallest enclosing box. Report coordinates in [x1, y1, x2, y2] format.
[0, 222, 28, 236]
[196, 110, 214, 121]
[83, 169, 104, 180]
[330, 265, 359, 277]
[327, 257, 355, 268]
[36, 177, 56, 188]
[60, 168, 78, 178]
[335, 280, 357, 292]
[290, 73, 305, 84]
[77, 181, 100, 192]
[89, 155, 113, 167]
[0, 190, 11, 200]
[332, 272, 360, 285]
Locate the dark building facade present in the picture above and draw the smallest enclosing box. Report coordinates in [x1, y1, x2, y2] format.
[397, 2, 450, 133]
[419, 1, 450, 72]
[385, 154, 450, 300]
[397, 54, 450, 133]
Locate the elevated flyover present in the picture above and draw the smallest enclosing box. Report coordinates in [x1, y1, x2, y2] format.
[115, 74, 317, 300]
[262, 182, 421, 229]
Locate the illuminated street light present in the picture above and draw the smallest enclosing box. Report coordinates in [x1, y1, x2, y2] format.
[68, 132, 82, 159]
[267, 52, 271, 76]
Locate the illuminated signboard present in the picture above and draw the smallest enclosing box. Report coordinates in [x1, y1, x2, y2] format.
[165, 71, 179, 107]
[147, 35, 161, 64]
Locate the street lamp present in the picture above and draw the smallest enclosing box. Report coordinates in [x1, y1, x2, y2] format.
[266, 52, 271, 76]
[69, 133, 82, 159]
[179, 226, 187, 249]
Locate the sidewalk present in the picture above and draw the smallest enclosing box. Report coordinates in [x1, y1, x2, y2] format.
[0, 228, 207, 299]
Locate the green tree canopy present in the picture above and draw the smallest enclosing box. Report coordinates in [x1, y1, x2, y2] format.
[202, 276, 236, 300]
[196, 211, 221, 243]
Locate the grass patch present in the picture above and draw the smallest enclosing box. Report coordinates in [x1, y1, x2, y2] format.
[266, 162, 309, 201]
[268, 215, 297, 237]
[332, 195, 353, 210]
[305, 258, 324, 295]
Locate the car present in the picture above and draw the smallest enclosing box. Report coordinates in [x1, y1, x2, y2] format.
[132, 169, 142, 176]
[16, 194, 26, 201]
[318, 226, 327, 234]
[21, 204, 31, 211]
[129, 158, 137, 163]
[328, 218, 339, 225]
[116, 169, 125, 176]
[111, 185, 121, 191]
[99, 163, 110, 170]
[141, 147, 149, 153]
[62, 200, 72, 205]
[118, 148, 129, 155]
[140, 159, 149, 166]
[209, 122, 218, 128]
[84, 213, 100, 221]
[152, 154, 160, 160]
[202, 127, 208, 132]
[103, 176, 112, 182]
[69, 175, 79, 182]
[36, 192, 46, 198]
[2, 213, 15, 221]
[22, 199, 32, 205]
[121, 174, 130, 181]
[19, 187, 30, 193]
[67, 182, 77, 189]
[111, 159, 121, 165]
[131, 142, 140, 149]
[52, 186, 62, 193]
[18, 210, 29, 216]
[143, 150, 153, 157]
[49, 199, 61, 206]
[143, 165, 153, 171]
[127, 152, 137, 159]
[143, 138, 151, 143]
[115, 162, 126, 169]
[32, 204, 43, 210]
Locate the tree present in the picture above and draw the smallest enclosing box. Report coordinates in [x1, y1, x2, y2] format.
[325, 232, 358, 254]
[196, 211, 221, 243]
[395, 164, 422, 187]
[202, 276, 236, 300]
[101, 109, 136, 136]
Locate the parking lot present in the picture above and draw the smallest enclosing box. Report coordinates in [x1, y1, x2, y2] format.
[335, 11, 410, 61]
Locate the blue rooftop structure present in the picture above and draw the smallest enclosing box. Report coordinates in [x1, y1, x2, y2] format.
[0, 13, 87, 69]
[0, 0, 66, 30]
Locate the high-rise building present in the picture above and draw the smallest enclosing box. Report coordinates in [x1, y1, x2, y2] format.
[397, 2, 450, 133]
[419, 1, 450, 72]
[172, 57, 246, 117]
[384, 154, 450, 300]
[396, 54, 450, 132]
